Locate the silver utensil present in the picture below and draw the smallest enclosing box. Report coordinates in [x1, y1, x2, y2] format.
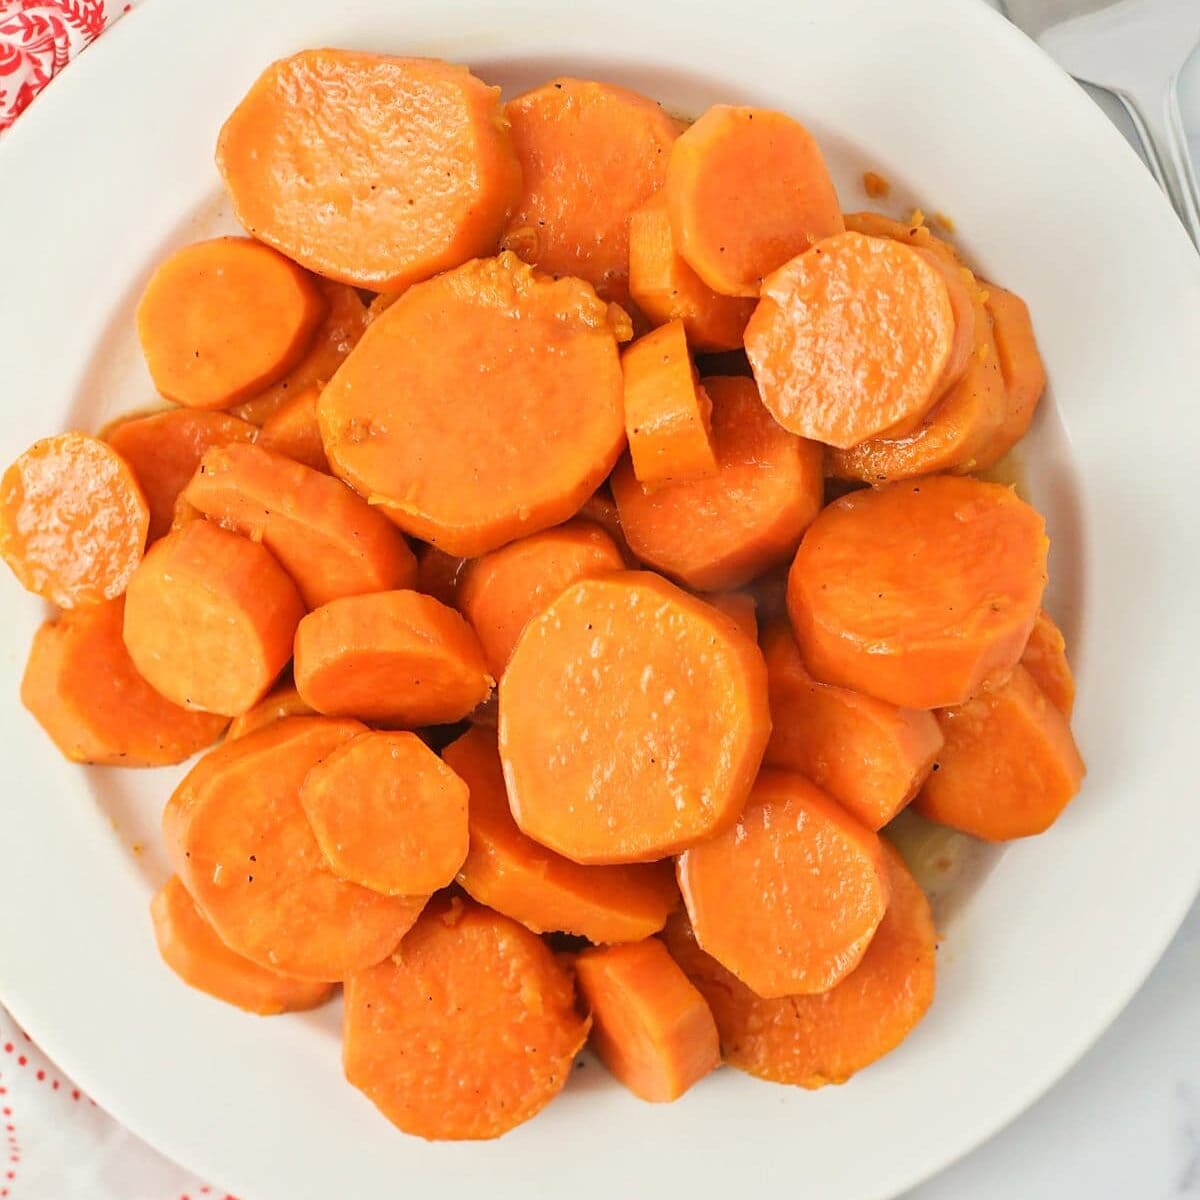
[1004, 0, 1200, 246]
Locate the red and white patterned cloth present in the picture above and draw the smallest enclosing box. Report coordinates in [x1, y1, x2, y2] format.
[0, 1006, 232, 1199]
[0, 0, 134, 132]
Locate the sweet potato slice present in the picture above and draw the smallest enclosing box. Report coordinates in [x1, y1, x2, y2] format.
[137, 237, 324, 410]
[665, 105, 844, 297]
[343, 896, 588, 1139]
[231, 280, 369, 425]
[501, 77, 679, 300]
[787, 476, 1048, 708]
[1, 433, 148, 607]
[677, 770, 890, 997]
[183, 442, 417, 609]
[319, 252, 628, 556]
[163, 716, 425, 980]
[575, 939, 719, 1102]
[499, 571, 770, 863]
[122, 519, 304, 716]
[827, 279, 1005, 482]
[1021, 609, 1075, 717]
[293, 590, 492, 727]
[217, 51, 521, 290]
[874, 247, 979, 438]
[106, 409, 258, 542]
[761, 620, 941, 830]
[745, 232, 958, 448]
[628, 192, 755, 352]
[226, 682, 313, 740]
[664, 842, 936, 1087]
[151, 876, 332, 1015]
[257, 383, 329, 472]
[445, 726, 678, 943]
[621, 320, 718, 489]
[300, 731, 469, 895]
[457, 519, 624, 677]
[22, 597, 227, 766]
[916, 664, 1085, 840]
[974, 282, 1047, 469]
[611, 375, 822, 590]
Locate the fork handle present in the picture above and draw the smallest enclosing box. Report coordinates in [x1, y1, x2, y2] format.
[1118, 77, 1200, 249]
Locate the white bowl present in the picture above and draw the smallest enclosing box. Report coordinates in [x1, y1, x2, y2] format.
[2, 1, 1199, 1197]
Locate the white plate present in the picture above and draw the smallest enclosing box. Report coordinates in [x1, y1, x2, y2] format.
[2, 1, 1199, 1197]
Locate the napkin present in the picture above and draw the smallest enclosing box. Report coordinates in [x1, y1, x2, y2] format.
[0, 0, 136, 133]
